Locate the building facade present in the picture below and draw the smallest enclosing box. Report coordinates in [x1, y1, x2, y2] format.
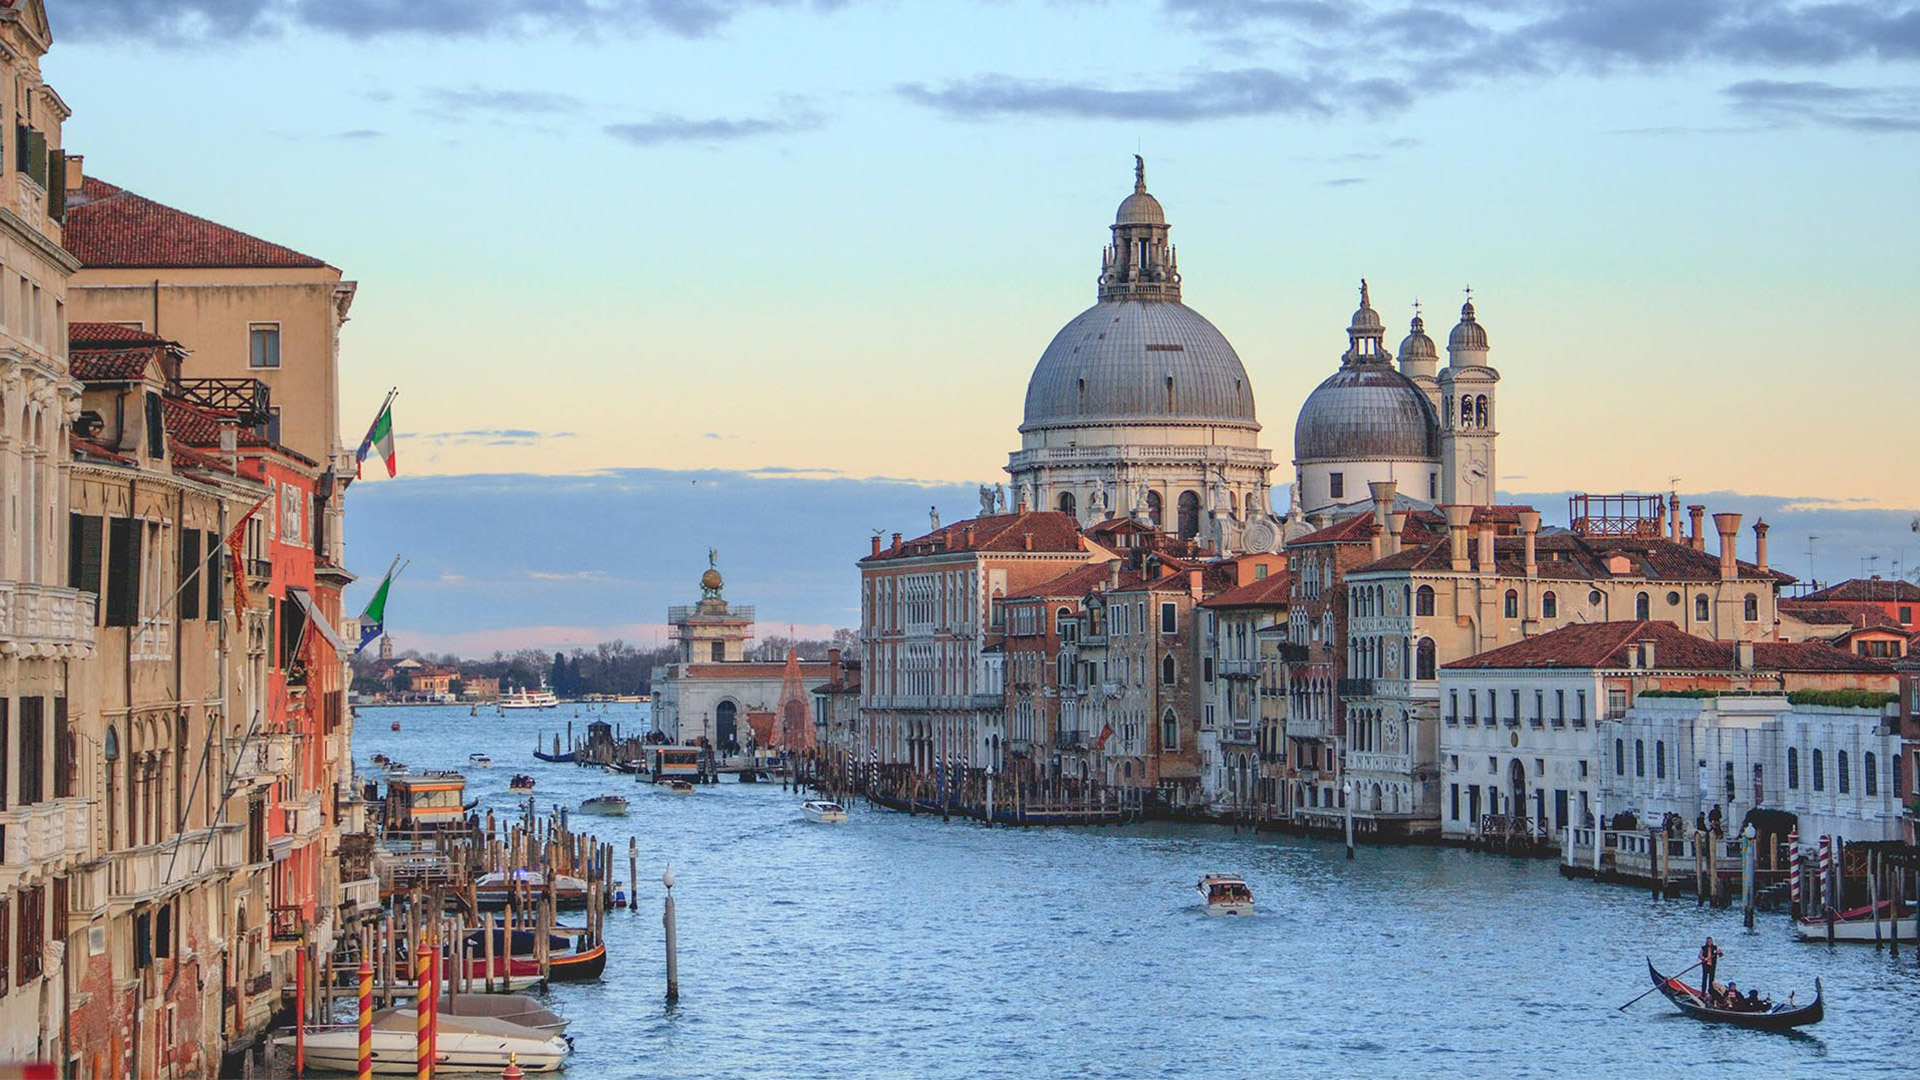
[1197, 559, 1288, 815]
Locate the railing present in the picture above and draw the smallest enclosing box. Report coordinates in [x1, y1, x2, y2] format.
[1287, 715, 1331, 741]
[1100, 681, 1125, 699]
[1220, 659, 1260, 679]
[0, 798, 91, 888]
[1347, 751, 1412, 775]
[171, 377, 272, 426]
[227, 733, 293, 783]
[666, 604, 754, 626]
[1337, 678, 1374, 698]
[1006, 444, 1273, 468]
[279, 794, 324, 840]
[1224, 725, 1256, 744]
[246, 971, 275, 996]
[340, 877, 380, 914]
[1053, 730, 1088, 750]
[0, 582, 97, 654]
[131, 618, 172, 661]
[96, 824, 247, 906]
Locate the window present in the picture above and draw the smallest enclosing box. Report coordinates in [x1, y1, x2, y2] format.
[1575, 690, 1586, 724]
[1160, 655, 1175, 685]
[1161, 708, 1178, 750]
[17, 696, 43, 806]
[1533, 690, 1544, 725]
[1542, 591, 1557, 619]
[249, 323, 281, 368]
[1866, 752, 1878, 797]
[1415, 585, 1434, 616]
[1812, 748, 1824, 792]
[1504, 589, 1519, 619]
[1666, 590, 1680, 607]
[1450, 783, 1459, 821]
[1695, 595, 1709, 622]
[1447, 689, 1458, 724]
[1635, 592, 1650, 620]
[1787, 747, 1799, 789]
[1743, 593, 1758, 622]
[1160, 602, 1176, 635]
[1838, 750, 1850, 794]
[709, 641, 724, 661]
[1415, 638, 1435, 681]
[1057, 491, 1076, 517]
[1655, 740, 1665, 780]
[1634, 739, 1645, 778]
[145, 391, 165, 459]
[1329, 472, 1344, 500]
[105, 516, 142, 627]
[67, 513, 103, 602]
[178, 531, 202, 620]
[1429, 473, 1438, 500]
[1614, 738, 1624, 776]
[1554, 689, 1565, 724]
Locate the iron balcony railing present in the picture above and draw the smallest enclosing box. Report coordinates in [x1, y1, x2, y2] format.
[172, 378, 272, 427]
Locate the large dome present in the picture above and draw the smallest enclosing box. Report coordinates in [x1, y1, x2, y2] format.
[1293, 364, 1438, 463]
[1021, 299, 1259, 432]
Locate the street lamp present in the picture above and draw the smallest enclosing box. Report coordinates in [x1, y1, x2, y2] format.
[1341, 779, 1355, 860]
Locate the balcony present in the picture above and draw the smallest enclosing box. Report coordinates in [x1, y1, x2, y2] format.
[0, 582, 97, 656]
[1220, 659, 1260, 679]
[1099, 681, 1126, 699]
[171, 377, 273, 426]
[0, 797, 90, 889]
[968, 693, 1005, 711]
[340, 876, 380, 915]
[1337, 678, 1374, 699]
[269, 904, 306, 943]
[276, 794, 325, 845]
[227, 732, 293, 785]
[1053, 730, 1089, 750]
[1224, 724, 1256, 745]
[1287, 715, 1332, 741]
[84, 823, 248, 910]
[1348, 751, 1414, 777]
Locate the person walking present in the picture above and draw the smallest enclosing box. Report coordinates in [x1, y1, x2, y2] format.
[1698, 937, 1723, 998]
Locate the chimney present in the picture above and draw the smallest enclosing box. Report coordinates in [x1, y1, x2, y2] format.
[1668, 497, 1681, 542]
[1519, 510, 1540, 579]
[1108, 560, 1122, 590]
[1022, 533, 1033, 551]
[1638, 637, 1657, 669]
[64, 153, 83, 193]
[1753, 519, 1770, 573]
[1445, 505, 1474, 572]
[1476, 523, 1495, 576]
[1369, 481, 1397, 529]
[828, 648, 842, 688]
[963, 525, 975, 548]
[870, 535, 882, 557]
[1687, 505, 1706, 551]
[1735, 639, 1754, 671]
[1713, 512, 1741, 582]
[1189, 568, 1204, 601]
[1385, 510, 1408, 557]
[890, 532, 902, 552]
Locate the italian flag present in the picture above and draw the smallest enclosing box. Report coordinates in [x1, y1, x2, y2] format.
[356, 400, 396, 477]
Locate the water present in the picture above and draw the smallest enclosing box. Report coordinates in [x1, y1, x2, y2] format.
[361, 705, 1914, 1079]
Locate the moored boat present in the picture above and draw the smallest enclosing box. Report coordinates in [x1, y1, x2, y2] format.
[473, 869, 591, 910]
[272, 1009, 570, 1074]
[580, 794, 630, 816]
[501, 687, 561, 710]
[802, 799, 848, 823]
[1792, 900, 1918, 943]
[1645, 960, 1823, 1030]
[1197, 874, 1254, 916]
[461, 925, 608, 983]
[384, 760, 410, 776]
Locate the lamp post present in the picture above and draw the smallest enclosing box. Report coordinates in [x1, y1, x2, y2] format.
[1342, 779, 1355, 860]
[662, 865, 680, 1003]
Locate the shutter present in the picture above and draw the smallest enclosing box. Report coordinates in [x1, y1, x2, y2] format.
[77, 515, 103, 601]
[207, 537, 222, 621]
[67, 512, 85, 590]
[52, 698, 70, 799]
[0, 698, 8, 810]
[46, 147, 64, 220]
[179, 530, 201, 620]
[24, 128, 44, 186]
[145, 392, 165, 460]
[12, 124, 25, 174]
[106, 517, 141, 627]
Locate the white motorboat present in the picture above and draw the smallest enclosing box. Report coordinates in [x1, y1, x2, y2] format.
[1794, 901, 1918, 943]
[385, 761, 411, 776]
[802, 800, 848, 823]
[580, 794, 629, 816]
[1197, 874, 1254, 916]
[507, 774, 535, 795]
[468, 753, 494, 769]
[272, 1009, 570, 1074]
[500, 687, 560, 710]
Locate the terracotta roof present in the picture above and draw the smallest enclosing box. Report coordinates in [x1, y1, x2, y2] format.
[868, 511, 1092, 561]
[162, 395, 270, 449]
[64, 176, 331, 270]
[69, 322, 173, 348]
[70, 347, 154, 381]
[1798, 579, 1920, 603]
[1200, 572, 1292, 609]
[1008, 560, 1130, 601]
[70, 435, 132, 464]
[1782, 602, 1904, 631]
[1357, 531, 1788, 584]
[1442, 620, 1893, 674]
[167, 439, 236, 474]
[1288, 508, 1448, 549]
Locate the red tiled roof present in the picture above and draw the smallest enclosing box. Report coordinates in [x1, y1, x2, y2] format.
[70, 347, 154, 381]
[64, 176, 330, 270]
[1798, 578, 1920, 603]
[1007, 560, 1130, 601]
[69, 321, 173, 347]
[1200, 572, 1292, 609]
[162, 395, 271, 449]
[868, 511, 1092, 561]
[1357, 531, 1788, 584]
[1781, 602, 1904, 631]
[70, 435, 132, 464]
[1442, 620, 1893, 674]
[168, 439, 236, 474]
[1287, 508, 1448, 549]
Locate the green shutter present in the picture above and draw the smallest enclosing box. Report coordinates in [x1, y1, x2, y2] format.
[178, 530, 201, 620]
[105, 517, 140, 627]
[46, 148, 63, 220]
[24, 129, 45, 187]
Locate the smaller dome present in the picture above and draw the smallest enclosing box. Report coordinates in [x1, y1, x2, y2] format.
[1115, 190, 1165, 225]
[1398, 314, 1437, 362]
[1449, 299, 1489, 351]
[1348, 279, 1383, 334]
[700, 568, 724, 592]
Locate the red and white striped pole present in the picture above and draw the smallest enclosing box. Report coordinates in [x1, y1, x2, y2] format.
[1818, 834, 1832, 911]
[357, 955, 373, 1080]
[1788, 825, 1801, 917]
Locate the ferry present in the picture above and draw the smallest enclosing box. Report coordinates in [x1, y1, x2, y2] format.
[500, 687, 561, 710]
[580, 794, 630, 816]
[802, 799, 849, 823]
[1196, 874, 1254, 916]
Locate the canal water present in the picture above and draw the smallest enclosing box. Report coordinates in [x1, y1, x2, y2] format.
[360, 705, 1913, 1079]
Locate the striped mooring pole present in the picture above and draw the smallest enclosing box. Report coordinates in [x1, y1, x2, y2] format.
[1818, 834, 1832, 910]
[357, 957, 374, 1080]
[416, 940, 433, 1080]
[1788, 825, 1800, 917]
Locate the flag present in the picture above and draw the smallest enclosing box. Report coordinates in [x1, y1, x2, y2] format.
[355, 399, 396, 478]
[225, 494, 271, 617]
[356, 569, 394, 653]
[1094, 724, 1114, 751]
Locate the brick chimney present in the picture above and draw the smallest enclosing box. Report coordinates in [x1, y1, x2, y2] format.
[1713, 512, 1741, 582]
[1687, 505, 1706, 551]
[1476, 523, 1495, 576]
[64, 153, 83, 193]
[1189, 568, 1204, 601]
[890, 532, 902, 552]
[1519, 510, 1540, 579]
[828, 648, 842, 688]
[1445, 505, 1474, 572]
[1022, 533, 1033, 551]
[1753, 519, 1769, 573]
[1668, 497, 1681, 542]
[1385, 510, 1408, 557]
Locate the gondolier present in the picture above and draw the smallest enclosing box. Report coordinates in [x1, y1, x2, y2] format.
[1697, 937, 1722, 994]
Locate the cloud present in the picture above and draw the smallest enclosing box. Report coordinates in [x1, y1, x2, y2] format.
[415, 428, 577, 446]
[899, 68, 1412, 122]
[604, 110, 823, 146]
[334, 129, 385, 140]
[1321, 176, 1365, 186]
[1722, 79, 1920, 132]
[421, 86, 585, 121]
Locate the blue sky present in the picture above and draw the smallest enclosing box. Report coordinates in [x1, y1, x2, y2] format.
[47, 0, 1920, 651]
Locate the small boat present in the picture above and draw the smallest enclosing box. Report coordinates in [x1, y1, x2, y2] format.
[1645, 960, 1823, 1030]
[802, 800, 848, 823]
[469, 753, 493, 769]
[384, 761, 411, 776]
[531, 749, 576, 764]
[371, 753, 390, 766]
[611, 885, 630, 909]
[507, 774, 535, 794]
[273, 1010, 570, 1074]
[1197, 874, 1254, 916]
[738, 769, 760, 783]
[580, 794, 630, 816]
[1792, 900, 1918, 943]
[473, 870, 591, 910]
[436, 992, 568, 1037]
[461, 926, 608, 983]
[664, 780, 696, 795]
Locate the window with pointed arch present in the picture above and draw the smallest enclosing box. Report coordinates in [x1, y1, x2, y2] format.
[1161, 708, 1179, 751]
[1160, 654, 1176, 686]
[1838, 750, 1850, 794]
[1787, 746, 1799, 789]
[1415, 638, 1436, 681]
[1743, 593, 1758, 622]
[1812, 748, 1824, 792]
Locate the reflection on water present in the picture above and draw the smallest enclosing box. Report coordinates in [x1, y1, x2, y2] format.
[359, 705, 1913, 1079]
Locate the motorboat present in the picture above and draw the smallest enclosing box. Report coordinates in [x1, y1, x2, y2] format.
[473, 869, 591, 910]
[468, 753, 494, 769]
[507, 774, 535, 795]
[436, 992, 568, 1037]
[1645, 960, 1823, 1030]
[580, 794, 630, 816]
[500, 688, 561, 710]
[1197, 874, 1254, 916]
[384, 761, 411, 776]
[802, 800, 849, 823]
[272, 1009, 570, 1074]
[664, 780, 696, 795]
[370, 753, 390, 766]
[1793, 900, 1918, 943]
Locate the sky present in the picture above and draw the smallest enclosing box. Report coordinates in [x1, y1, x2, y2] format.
[46, 0, 1920, 652]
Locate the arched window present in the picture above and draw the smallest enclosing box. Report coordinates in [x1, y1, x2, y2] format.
[1416, 638, 1436, 681]
[1838, 750, 1850, 794]
[1812, 748, 1824, 792]
[1615, 738, 1625, 776]
[1865, 752, 1878, 797]
[1542, 591, 1557, 619]
[1177, 490, 1201, 539]
[1655, 740, 1666, 779]
[1787, 747, 1799, 789]
[1634, 740, 1645, 778]
[1743, 593, 1758, 621]
[1161, 707, 1179, 750]
[1416, 585, 1434, 616]
[1475, 395, 1489, 426]
[1146, 490, 1163, 527]
[1694, 595, 1709, 622]
[1057, 491, 1077, 517]
[1161, 654, 1176, 685]
[1635, 592, 1650, 620]
[1459, 394, 1474, 427]
[1504, 589, 1519, 619]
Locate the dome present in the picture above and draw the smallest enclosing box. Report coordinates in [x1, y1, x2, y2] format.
[1115, 190, 1166, 225]
[700, 568, 724, 592]
[1449, 299, 1488, 351]
[1348, 280, 1384, 334]
[1397, 314, 1437, 362]
[1293, 364, 1439, 463]
[1021, 299, 1258, 431]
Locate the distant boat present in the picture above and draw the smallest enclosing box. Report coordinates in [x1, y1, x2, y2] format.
[501, 688, 560, 710]
[468, 753, 494, 769]
[274, 1010, 570, 1074]
[664, 780, 696, 795]
[802, 800, 848, 823]
[532, 749, 576, 764]
[508, 774, 536, 794]
[384, 761, 411, 777]
[580, 794, 630, 816]
[1793, 900, 1918, 943]
[1197, 874, 1254, 916]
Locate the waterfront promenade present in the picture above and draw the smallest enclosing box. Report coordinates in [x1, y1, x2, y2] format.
[362, 705, 1913, 1079]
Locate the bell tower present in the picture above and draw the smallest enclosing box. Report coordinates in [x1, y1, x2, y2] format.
[1439, 293, 1499, 506]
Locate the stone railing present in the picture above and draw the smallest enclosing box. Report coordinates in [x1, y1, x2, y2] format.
[84, 823, 248, 909]
[1347, 751, 1413, 776]
[1006, 444, 1273, 469]
[0, 582, 97, 656]
[0, 797, 91, 889]
[1219, 659, 1260, 679]
[226, 733, 293, 784]
[340, 876, 381, 914]
[1287, 714, 1331, 741]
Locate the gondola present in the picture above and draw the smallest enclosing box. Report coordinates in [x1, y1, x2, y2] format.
[1646, 960, 1823, 1031]
[532, 750, 576, 763]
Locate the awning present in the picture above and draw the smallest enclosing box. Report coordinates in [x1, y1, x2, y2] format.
[290, 589, 353, 657]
